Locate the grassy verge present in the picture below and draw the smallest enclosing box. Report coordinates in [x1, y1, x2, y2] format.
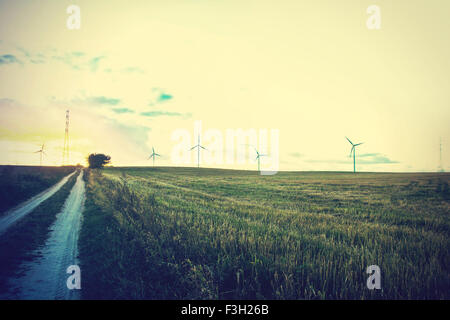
[0, 170, 80, 293]
[0, 165, 76, 215]
[79, 169, 164, 299]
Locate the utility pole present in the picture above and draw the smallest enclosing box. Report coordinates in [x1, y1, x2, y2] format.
[62, 110, 70, 165]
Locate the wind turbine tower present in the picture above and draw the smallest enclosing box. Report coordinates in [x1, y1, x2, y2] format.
[439, 137, 445, 172]
[254, 147, 267, 172]
[190, 134, 206, 168]
[148, 147, 161, 167]
[346, 137, 363, 173]
[34, 143, 46, 166]
[62, 110, 70, 165]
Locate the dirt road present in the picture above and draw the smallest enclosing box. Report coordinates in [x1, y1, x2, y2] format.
[3, 170, 86, 300]
[0, 171, 76, 236]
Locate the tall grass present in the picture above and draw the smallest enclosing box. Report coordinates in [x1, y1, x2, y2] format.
[79, 168, 450, 299]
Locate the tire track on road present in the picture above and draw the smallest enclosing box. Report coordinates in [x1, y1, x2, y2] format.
[0, 171, 76, 236]
[4, 170, 86, 300]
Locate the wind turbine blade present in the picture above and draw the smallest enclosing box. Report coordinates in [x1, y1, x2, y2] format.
[190, 146, 197, 151]
[200, 145, 207, 150]
[354, 142, 364, 146]
[155, 153, 161, 156]
[349, 146, 354, 157]
[345, 137, 354, 145]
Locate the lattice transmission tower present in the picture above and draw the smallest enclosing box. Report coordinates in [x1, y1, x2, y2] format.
[62, 110, 70, 165]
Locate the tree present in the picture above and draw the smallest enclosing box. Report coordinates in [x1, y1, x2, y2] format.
[87, 153, 111, 169]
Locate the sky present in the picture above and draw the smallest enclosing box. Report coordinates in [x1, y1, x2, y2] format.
[0, 0, 449, 172]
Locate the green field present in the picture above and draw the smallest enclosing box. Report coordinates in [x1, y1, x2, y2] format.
[79, 167, 450, 299]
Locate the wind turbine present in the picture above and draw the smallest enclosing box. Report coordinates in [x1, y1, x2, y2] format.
[346, 137, 363, 173]
[148, 147, 161, 167]
[190, 134, 206, 168]
[34, 143, 46, 166]
[254, 147, 267, 172]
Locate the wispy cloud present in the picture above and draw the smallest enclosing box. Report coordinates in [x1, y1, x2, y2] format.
[148, 88, 174, 106]
[358, 154, 398, 164]
[106, 118, 151, 152]
[358, 153, 379, 158]
[289, 152, 303, 158]
[0, 98, 16, 106]
[0, 54, 21, 65]
[12, 47, 100, 72]
[112, 107, 134, 114]
[89, 56, 105, 72]
[141, 111, 174, 117]
[57, 95, 122, 107]
[89, 96, 121, 106]
[140, 110, 185, 117]
[121, 66, 145, 74]
[305, 153, 398, 165]
[4, 46, 148, 77]
[15, 47, 46, 64]
[157, 93, 173, 102]
[50, 51, 87, 70]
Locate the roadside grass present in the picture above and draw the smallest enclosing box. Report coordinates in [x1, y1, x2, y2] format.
[0, 165, 76, 215]
[0, 170, 79, 293]
[80, 168, 450, 299]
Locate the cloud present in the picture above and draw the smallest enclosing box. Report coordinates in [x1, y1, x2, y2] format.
[305, 153, 398, 165]
[58, 95, 122, 108]
[89, 96, 121, 106]
[304, 159, 347, 164]
[7, 46, 146, 76]
[140, 111, 181, 117]
[0, 98, 16, 106]
[121, 67, 145, 74]
[106, 118, 151, 151]
[0, 54, 21, 65]
[51, 52, 83, 70]
[289, 152, 303, 158]
[358, 154, 399, 164]
[112, 107, 134, 114]
[140, 110, 191, 118]
[49, 51, 105, 72]
[148, 88, 174, 106]
[89, 56, 105, 72]
[358, 153, 379, 158]
[157, 93, 173, 102]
